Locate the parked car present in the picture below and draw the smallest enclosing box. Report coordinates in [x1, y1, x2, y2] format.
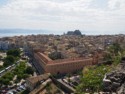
[7, 91, 13, 94]
[12, 90, 18, 94]
[19, 85, 25, 90]
[16, 87, 22, 92]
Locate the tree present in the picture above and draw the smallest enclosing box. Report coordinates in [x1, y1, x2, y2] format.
[107, 42, 123, 65]
[0, 55, 2, 60]
[7, 49, 21, 57]
[25, 66, 34, 75]
[46, 83, 52, 94]
[108, 43, 122, 56]
[21, 89, 30, 94]
[4, 55, 15, 66]
[48, 51, 64, 60]
[76, 65, 111, 93]
[2, 78, 10, 85]
[17, 74, 23, 80]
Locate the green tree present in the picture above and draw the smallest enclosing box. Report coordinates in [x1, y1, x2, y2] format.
[7, 49, 21, 57]
[21, 89, 30, 94]
[17, 74, 23, 80]
[25, 66, 34, 75]
[48, 51, 64, 60]
[2, 78, 10, 85]
[108, 43, 122, 56]
[76, 65, 111, 93]
[4, 55, 15, 66]
[103, 53, 112, 61]
[0, 55, 2, 60]
[46, 83, 52, 94]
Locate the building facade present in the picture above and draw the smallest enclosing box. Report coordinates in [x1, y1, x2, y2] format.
[26, 73, 50, 91]
[34, 52, 99, 74]
[0, 41, 10, 50]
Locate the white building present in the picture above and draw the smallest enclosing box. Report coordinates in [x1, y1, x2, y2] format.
[0, 41, 10, 50]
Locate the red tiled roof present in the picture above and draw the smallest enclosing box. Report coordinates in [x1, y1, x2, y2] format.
[35, 52, 93, 65]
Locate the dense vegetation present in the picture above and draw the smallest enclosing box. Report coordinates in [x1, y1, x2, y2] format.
[3, 55, 15, 67]
[7, 49, 21, 57]
[0, 49, 21, 71]
[14, 62, 29, 81]
[20, 89, 30, 94]
[0, 62, 34, 85]
[76, 42, 124, 93]
[25, 66, 34, 75]
[3, 49, 21, 67]
[0, 72, 14, 85]
[76, 65, 111, 93]
[48, 51, 65, 60]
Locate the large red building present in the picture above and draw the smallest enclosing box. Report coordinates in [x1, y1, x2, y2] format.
[34, 52, 99, 74]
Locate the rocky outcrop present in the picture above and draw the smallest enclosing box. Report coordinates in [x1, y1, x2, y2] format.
[103, 71, 125, 92]
[67, 30, 82, 36]
[103, 57, 125, 93]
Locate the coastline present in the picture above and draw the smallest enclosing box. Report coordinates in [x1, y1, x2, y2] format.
[0, 29, 54, 38]
[0, 32, 49, 38]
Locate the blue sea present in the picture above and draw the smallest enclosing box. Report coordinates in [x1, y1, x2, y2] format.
[0, 29, 53, 37]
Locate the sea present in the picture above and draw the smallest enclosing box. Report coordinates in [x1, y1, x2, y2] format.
[0, 29, 53, 38]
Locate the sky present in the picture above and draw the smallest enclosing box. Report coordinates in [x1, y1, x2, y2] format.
[0, 0, 125, 35]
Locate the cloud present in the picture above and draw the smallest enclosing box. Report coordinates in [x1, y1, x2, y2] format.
[108, 0, 125, 10]
[0, 0, 125, 34]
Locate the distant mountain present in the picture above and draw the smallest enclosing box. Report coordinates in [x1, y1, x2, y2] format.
[67, 30, 82, 35]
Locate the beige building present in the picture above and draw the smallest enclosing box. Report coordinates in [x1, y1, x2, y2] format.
[34, 51, 99, 74]
[26, 73, 50, 91]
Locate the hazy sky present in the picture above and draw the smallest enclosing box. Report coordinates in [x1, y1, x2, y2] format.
[0, 0, 125, 34]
